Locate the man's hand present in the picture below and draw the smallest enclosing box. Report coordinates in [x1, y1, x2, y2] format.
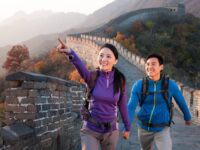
[122, 131, 130, 140]
[57, 38, 71, 54]
[185, 120, 192, 126]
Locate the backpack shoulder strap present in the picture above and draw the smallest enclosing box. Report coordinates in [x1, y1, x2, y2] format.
[140, 77, 148, 107]
[161, 74, 174, 124]
[88, 70, 99, 90]
[84, 70, 99, 108]
[161, 74, 170, 110]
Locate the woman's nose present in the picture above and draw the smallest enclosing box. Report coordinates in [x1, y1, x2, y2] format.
[102, 57, 107, 61]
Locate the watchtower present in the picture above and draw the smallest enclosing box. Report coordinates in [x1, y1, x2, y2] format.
[163, 0, 185, 16]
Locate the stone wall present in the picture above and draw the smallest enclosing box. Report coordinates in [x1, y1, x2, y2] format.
[67, 34, 200, 125]
[1, 72, 85, 150]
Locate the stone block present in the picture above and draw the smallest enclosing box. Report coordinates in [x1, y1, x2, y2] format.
[2, 123, 34, 144]
[5, 96, 18, 104]
[27, 105, 37, 113]
[15, 113, 36, 120]
[29, 90, 39, 97]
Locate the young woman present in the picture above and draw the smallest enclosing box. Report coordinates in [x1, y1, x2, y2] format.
[57, 39, 130, 150]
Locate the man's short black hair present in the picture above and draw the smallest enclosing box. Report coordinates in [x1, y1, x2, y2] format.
[146, 54, 164, 65]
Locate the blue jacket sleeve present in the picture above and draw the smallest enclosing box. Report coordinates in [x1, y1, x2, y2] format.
[170, 80, 192, 121]
[128, 80, 141, 123]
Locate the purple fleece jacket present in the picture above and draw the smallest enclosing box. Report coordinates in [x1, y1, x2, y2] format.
[68, 50, 131, 133]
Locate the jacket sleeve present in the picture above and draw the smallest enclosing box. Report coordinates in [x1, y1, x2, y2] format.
[170, 80, 192, 121]
[118, 85, 131, 131]
[66, 49, 92, 84]
[128, 80, 141, 123]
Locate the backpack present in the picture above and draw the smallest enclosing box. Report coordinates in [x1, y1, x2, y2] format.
[139, 74, 174, 126]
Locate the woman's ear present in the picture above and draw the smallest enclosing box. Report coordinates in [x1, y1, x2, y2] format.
[114, 59, 118, 65]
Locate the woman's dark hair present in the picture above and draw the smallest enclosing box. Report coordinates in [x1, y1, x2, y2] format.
[113, 67, 126, 95]
[100, 43, 125, 95]
[101, 43, 118, 59]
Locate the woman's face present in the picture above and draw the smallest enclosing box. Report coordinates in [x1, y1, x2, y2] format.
[98, 47, 118, 72]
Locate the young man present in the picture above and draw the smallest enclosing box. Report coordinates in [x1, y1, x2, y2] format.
[127, 54, 192, 150]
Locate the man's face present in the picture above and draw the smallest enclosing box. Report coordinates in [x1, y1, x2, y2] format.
[145, 57, 163, 80]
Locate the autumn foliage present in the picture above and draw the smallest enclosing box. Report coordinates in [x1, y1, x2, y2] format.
[3, 45, 31, 73]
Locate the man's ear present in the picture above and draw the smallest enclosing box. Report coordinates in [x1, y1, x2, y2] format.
[160, 64, 164, 71]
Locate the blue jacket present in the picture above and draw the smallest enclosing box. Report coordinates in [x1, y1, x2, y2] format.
[128, 76, 192, 132]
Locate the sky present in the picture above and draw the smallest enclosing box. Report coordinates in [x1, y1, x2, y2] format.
[0, 0, 114, 22]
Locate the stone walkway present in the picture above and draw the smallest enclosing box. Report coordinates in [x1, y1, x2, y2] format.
[116, 55, 200, 150]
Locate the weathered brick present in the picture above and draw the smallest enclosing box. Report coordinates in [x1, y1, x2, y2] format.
[35, 97, 47, 104]
[4, 118, 15, 125]
[60, 103, 66, 109]
[52, 116, 60, 123]
[48, 122, 60, 131]
[27, 105, 37, 113]
[34, 82, 47, 89]
[5, 104, 26, 113]
[5, 96, 18, 104]
[48, 98, 60, 103]
[72, 100, 82, 104]
[59, 91, 67, 97]
[36, 104, 42, 112]
[29, 90, 39, 97]
[56, 84, 69, 91]
[12, 88, 28, 97]
[7, 81, 22, 88]
[35, 112, 47, 119]
[35, 126, 48, 135]
[48, 110, 58, 117]
[60, 113, 71, 120]
[26, 119, 35, 127]
[50, 104, 59, 110]
[41, 138, 52, 148]
[42, 118, 52, 126]
[40, 90, 51, 97]
[72, 96, 82, 100]
[20, 97, 35, 104]
[59, 97, 67, 103]
[58, 109, 65, 115]
[40, 132, 52, 141]
[4, 112, 13, 119]
[47, 83, 57, 90]
[15, 113, 35, 120]
[42, 104, 50, 111]
[52, 91, 59, 97]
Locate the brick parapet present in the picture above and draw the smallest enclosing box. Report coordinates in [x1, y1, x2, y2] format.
[2, 71, 82, 150]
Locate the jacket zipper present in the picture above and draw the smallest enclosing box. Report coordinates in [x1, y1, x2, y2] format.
[106, 73, 109, 88]
[148, 81, 157, 130]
